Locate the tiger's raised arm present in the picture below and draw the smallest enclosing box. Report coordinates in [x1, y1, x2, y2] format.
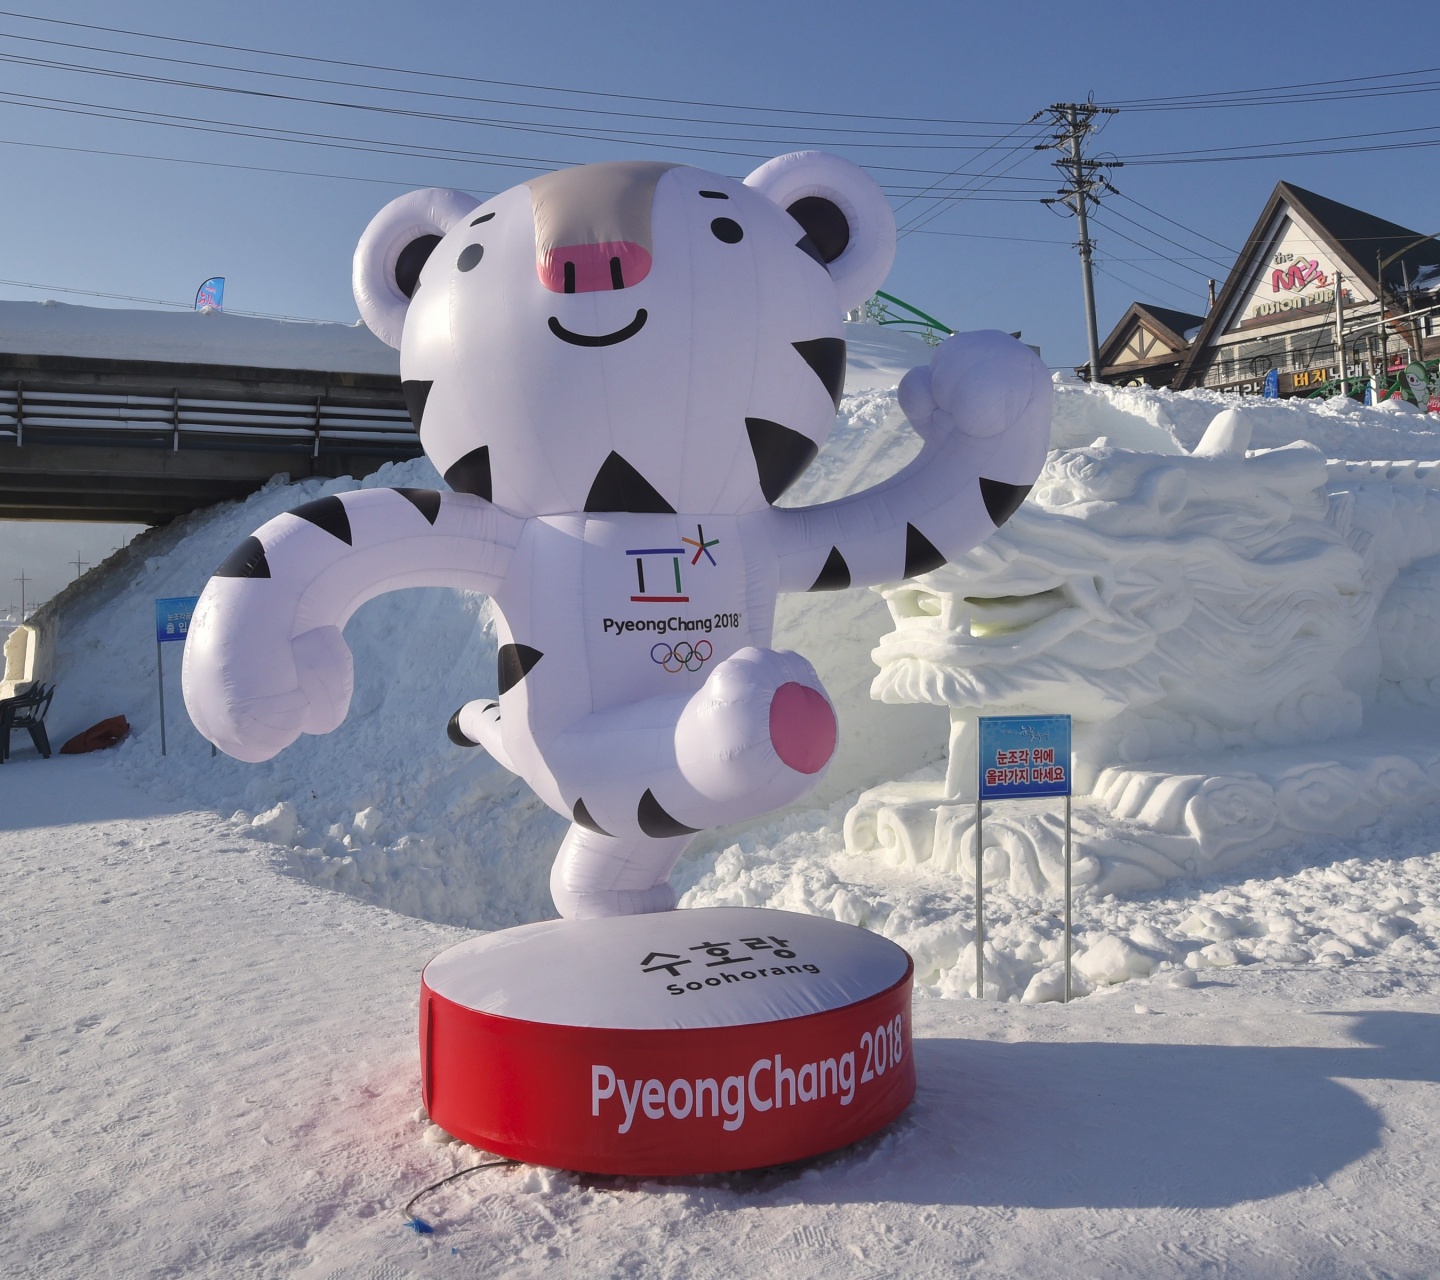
[764, 329, 1052, 593]
[183, 486, 522, 762]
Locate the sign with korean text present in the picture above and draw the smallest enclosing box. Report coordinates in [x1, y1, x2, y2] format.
[978, 714, 1071, 800]
[194, 277, 225, 311]
[155, 596, 199, 644]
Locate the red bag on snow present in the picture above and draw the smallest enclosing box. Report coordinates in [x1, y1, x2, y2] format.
[60, 715, 130, 754]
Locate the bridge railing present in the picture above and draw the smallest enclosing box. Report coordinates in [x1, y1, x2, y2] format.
[0, 382, 418, 457]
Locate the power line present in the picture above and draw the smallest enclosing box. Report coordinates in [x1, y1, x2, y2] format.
[1121, 123, 1440, 162]
[0, 83, 1042, 182]
[1122, 135, 1440, 165]
[894, 117, 1049, 235]
[0, 27, 1024, 143]
[1092, 260, 1185, 312]
[0, 128, 1045, 202]
[0, 9, 1026, 127]
[1091, 201, 1231, 271]
[907, 229, 1073, 244]
[1087, 215, 1217, 283]
[1091, 244, 1208, 298]
[0, 48, 1025, 157]
[1111, 190, 1236, 254]
[0, 133, 444, 190]
[1110, 62, 1440, 108]
[1114, 73, 1440, 112]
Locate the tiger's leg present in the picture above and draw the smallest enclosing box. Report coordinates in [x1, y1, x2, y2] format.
[548, 825, 688, 919]
[539, 647, 837, 917]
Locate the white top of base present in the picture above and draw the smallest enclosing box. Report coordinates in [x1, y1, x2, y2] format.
[423, 907, 911, 1030]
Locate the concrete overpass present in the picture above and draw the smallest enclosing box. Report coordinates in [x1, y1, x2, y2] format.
[0, 301, 417, 525]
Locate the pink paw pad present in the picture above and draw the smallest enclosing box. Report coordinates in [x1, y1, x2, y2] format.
[768, 682, 837, 775]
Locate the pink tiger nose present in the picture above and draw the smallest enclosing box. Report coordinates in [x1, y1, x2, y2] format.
[537, 240, 652, 293]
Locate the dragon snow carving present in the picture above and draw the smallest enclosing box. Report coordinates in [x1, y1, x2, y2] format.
[850, 407, 1440, 893]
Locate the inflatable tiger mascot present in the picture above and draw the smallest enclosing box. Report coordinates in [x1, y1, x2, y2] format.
[183, 151, 1050, 918]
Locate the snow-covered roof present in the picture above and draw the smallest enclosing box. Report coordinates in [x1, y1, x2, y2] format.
[0, 300, 399, 376]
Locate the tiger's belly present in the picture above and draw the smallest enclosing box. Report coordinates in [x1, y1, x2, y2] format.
[492, 512, 775, 733]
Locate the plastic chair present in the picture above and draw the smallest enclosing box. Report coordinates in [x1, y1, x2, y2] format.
[0, 682, 54, 761]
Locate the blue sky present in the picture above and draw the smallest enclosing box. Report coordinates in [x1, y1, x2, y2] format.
[3, 0, 1439, 609]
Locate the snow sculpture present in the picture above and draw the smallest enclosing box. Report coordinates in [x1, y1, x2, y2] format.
[183, 153, 1051, 918]
[849, 407, 1440, 892]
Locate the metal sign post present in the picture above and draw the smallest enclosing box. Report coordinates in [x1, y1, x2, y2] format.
[154, 596, 200, 757]
[976, 714, 1074, 1001]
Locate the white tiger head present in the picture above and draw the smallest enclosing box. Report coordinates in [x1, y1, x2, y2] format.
[352, 153, 896, 518]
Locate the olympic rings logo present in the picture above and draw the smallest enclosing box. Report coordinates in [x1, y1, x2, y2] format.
[651, 639, 713, 673]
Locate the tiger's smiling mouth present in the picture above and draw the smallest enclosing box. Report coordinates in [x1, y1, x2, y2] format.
[548, 309, 649, 347]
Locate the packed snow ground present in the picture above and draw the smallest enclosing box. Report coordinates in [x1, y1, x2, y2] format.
[5, 324, 1440, 1274]
[4, 754, 1439, 1278]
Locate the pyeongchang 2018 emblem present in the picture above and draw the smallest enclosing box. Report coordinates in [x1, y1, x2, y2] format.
[627, 525, 720, 603]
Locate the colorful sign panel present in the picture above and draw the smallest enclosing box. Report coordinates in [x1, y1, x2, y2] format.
[1226, 216, 1364, 333]
[977, 714, 1072, 800]
[155, 596, 199, 644]
[194, 277, 225, 311]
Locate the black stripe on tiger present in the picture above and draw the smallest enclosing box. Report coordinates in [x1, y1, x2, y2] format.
[497, 643, 543, 696]
[394, 488, 442, 525]
[792, 338, 847, 412]
[572, 798, 611, 837]
[903, 524, 946, 578]
[637, 789, 700, 838]
[585, 451, 675, 514]
[445, 446, 492, 502]
[745, 418, 819, 505]
[215, 536, 270, 579]
[979, 478, 1033, 527]
[401, 379, 432, 432]
[290, 495, 352, 545]
[807, 546, 851, 592]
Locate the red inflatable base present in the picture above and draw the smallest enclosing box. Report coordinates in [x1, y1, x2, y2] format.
[419, 907, 915, 1175]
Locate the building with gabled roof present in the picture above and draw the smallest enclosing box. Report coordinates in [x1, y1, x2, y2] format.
[1097, 181, 1440, 400]
[1095, 302, 1205, 388]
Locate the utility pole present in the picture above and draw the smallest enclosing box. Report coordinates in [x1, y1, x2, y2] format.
[1039, 102, 1120, 382]
[72, 553, 88, 580]
[16, 570, 30, 620]
[1334, 271, 1348, 396]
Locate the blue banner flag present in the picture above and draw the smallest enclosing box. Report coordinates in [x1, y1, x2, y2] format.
[1263, 369, 1279, 398]
[194, 277, 225, 311]
[155, 596, 200, 644]
[978, 714, 1072, 799]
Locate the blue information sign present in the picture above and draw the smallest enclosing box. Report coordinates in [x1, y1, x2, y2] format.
[977, 714, 1072, 799]
[155, 596, 199, 644]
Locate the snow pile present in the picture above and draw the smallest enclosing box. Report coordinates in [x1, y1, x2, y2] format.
[679, 787, 1440, 1003]
[1053, 377, 1440, 460]
[0, 299, 398, 374]
[28, 323, 1440, 1001]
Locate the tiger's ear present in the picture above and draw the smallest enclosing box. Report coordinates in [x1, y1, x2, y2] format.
[352, 188, 481, 348]
[744, 152, 896, 312]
